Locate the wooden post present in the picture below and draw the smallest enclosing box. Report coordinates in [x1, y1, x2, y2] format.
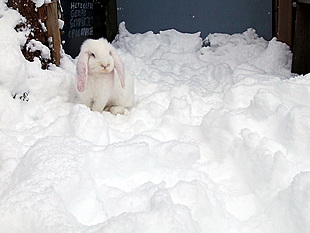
[292, 0, 310, 74]
[106, 0, 118, 42]
[276, 0, 293, 48]
[44, 0, 61, 66]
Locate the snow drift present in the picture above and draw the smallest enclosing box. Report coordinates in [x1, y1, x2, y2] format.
[0, 2, 310, 233]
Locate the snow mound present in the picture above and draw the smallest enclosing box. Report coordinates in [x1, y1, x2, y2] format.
[0, 7, 309, 233]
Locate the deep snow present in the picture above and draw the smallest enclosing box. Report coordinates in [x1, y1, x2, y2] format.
[0, 2, 310, 233]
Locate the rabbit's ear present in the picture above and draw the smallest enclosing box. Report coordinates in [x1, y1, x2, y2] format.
[110, 49, 125, 88]
[76, 51, 89, 92]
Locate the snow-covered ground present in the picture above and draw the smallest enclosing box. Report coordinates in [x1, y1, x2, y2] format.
[1, 2, 310, 233]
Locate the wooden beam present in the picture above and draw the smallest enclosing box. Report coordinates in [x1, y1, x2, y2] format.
[277, 0, 293, 47]
[44, 0, 61, 66]
[292, 1, 310, 74]
[106, 0, 118, 42]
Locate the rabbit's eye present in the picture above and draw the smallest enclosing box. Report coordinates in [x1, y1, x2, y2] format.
[91, 53, 96, 58]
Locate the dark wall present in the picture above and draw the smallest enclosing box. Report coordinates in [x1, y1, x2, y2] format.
[117, 0, 273, 40]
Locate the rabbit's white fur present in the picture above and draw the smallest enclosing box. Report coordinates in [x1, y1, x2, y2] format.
[76, 38, 134, 114]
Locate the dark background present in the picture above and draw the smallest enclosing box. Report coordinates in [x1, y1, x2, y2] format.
[116, 0, 273, 40]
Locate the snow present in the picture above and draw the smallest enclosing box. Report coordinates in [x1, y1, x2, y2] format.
[1, 2, 310, 233]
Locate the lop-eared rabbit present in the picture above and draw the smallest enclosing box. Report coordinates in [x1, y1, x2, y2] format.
[76, 38, 134, 115]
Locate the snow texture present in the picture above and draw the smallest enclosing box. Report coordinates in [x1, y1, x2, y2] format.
[1, 3, 310, 233]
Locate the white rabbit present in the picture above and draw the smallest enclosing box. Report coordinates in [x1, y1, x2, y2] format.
[76, 38, 134, 115]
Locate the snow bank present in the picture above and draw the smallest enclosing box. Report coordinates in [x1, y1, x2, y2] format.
[0, 3, 310, 233]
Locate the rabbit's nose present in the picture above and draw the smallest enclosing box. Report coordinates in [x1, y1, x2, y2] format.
[100, 63, 110, 69]
[100, 63, 107, 69]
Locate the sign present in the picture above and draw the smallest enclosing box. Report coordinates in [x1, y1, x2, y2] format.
[61, 0, 107, 58]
